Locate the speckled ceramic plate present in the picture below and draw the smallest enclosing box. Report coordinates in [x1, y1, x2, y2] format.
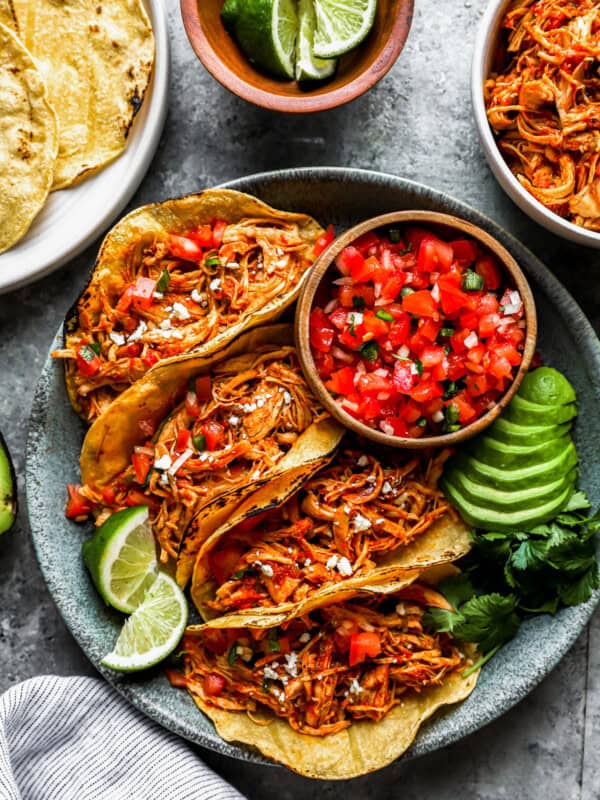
[26, 168, 600, 771]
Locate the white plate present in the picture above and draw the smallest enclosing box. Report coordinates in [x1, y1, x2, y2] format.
[0, 0, 170, 294]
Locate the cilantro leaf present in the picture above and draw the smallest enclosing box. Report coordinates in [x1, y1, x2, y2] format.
[558, 563, 599, 606]
[437, 573, 475, 609]
[453, 594, 520, 652]
[563, 490, 591, 513]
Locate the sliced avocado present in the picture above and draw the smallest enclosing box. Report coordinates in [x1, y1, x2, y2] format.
[504, 394, 577, 426]
[441, 479, 575, 532]
[518, 366, 577, 406]
[0, 432, 16, 534]
[442, 467, 577, 513]
[447, 443, 578, 490]
[490, 416, 570, 444]
[470, 433, 573, 470]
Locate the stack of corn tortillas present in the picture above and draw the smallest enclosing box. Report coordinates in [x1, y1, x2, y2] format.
[0, 0, 154, 255]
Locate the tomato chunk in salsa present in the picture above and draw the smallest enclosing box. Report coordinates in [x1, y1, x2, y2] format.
[309, 225, 526, 438]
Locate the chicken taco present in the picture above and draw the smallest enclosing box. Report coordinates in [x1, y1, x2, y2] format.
[75, 325, 344, 564]
[191, 450, 472, 618]
[172, 584, 478, 779]
[53, 189, 325, 421]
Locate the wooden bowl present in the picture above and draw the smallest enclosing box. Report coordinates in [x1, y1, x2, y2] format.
[295, 210, 538, 449]
[180, 0, 414, 113]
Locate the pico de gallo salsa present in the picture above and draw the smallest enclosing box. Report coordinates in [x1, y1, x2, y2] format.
[309, 225, 526, 437]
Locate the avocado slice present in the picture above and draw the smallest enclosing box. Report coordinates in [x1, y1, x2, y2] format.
[441, 479, 575, 532]
[470, 432, 573, 469]
[490, 416, 570, 444]
[504, 394, 577, 426]
[442, 466, 577, 513]
[446, 443, 578, 490]
[518, 366, 577, 406]
[0, 432, 16, 534]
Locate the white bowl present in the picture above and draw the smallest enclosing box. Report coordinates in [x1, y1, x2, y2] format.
[471, 0, 600, 249]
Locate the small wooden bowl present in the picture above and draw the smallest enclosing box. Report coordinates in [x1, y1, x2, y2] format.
[295, 210, 538, 449]
[180, 0, 414, 113]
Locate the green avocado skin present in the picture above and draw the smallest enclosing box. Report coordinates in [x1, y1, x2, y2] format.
[441, 367, 579, 532]
[0, 432, 16, 535]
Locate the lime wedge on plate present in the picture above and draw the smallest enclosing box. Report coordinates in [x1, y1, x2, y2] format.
[222, 0, 298, 80]
[101, 572, 188, 672]
[313, 0, 377, 59]
[296, 0, 337, 81]
[82, 506, 157, 614]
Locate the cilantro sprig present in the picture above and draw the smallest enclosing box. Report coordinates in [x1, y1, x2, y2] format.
[425, 490, 600, 673]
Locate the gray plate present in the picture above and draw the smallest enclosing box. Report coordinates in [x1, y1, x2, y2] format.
[26, 168, 600, 771]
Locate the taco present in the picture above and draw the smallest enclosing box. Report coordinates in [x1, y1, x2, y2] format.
[191, 449, 472, 618]
[173, 586, 478, 779]
[52, 189, 324, 422]
[77, 325, 343, 563]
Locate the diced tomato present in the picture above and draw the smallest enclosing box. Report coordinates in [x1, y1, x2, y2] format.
[334, 620, 359, 652]
[204, 673, 226, 697]
[101, 486, 116, 506]
[410, 380, 444, 403]
[417, 235, 454, 272]
[126, 342, 143, 358]
[380, 274, 407, 300]
[143, 348, 159, 369]
[326, 366, 355, 395]
[392, 361, 415, 393]
[314, 351, 335, 378]
[309, 308, 335, 353]
[165, 668, 188, 689]
[438, 275, 469, 315]
[313, 224, 335, 257]
[404, 226, 431, 253]
[212, 219, 228, 248]
[170, 234, 203, 261]
[419, 318, 441, 342]
[447, 353, 468, 380]
[65, 484, 92, 520]
[357, 373, 391, 395]
[489, 353, 514, 380]
[338, 284, 375, 309]
[475, 254, 502, 290]
[388, 315, 411, 347]
[76, 344, 102, 377]
[352, 230, 380, 254]
[132, 448, 153, 484]
[176, 428, 191, 452]
[420, 345, 445, 368]
[465, 374, 490, 397]
[336, 246, 366, 279]
[450, 238, 479, 263]
[125, 489, 153, 507]
[185, 390, 200, 418]
[479, 313, 501, 338]
[195, 374, 212, 400]
[403, 290, 438, 318]
[432, 358, 449, 381]
[209, 543, 245, 585]
[385, 417, 410, 437]
[338, 328, 361, 350]
[131, 276, 157, 311]
[201, 420, 224, 451]
[449, 392, 477, 423]
[349, 632, 382, 666]
[116, 285, 134, 312]
[190, 224, 213, 248]
[459, 310, 479, 330]
[358, 396, 382, 420]
[401, 400, 422, 423]
[362, 312, 389, 341]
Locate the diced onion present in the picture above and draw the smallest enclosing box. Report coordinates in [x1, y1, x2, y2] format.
[332, 276, 354, 286]
[324, 298, 339, 314]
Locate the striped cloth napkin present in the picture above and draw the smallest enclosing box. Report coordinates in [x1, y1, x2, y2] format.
[0, 676, 246, 800]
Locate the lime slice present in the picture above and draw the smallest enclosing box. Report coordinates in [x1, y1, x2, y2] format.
[82, 506, 157, 614]
[313, 0, 377, 59]
[223, 0, 298, 80]
[101, 572, 188, 672]
[296, 0, 337, 81]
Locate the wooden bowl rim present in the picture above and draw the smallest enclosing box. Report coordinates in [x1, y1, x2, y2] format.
[180, 0, 415, 113]
[295, 210, 538, 449]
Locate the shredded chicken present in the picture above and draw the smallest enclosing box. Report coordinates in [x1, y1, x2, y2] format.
[79, 347, 327, 562]
[206, 451, 451, 614]
[179, 594, 469, 736]
[52, 218, 315, 421]
[485, 0, 600, 229]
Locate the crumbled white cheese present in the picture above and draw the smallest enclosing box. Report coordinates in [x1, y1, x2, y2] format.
[263, 665, 279, 681]
[153, 291, 164, 300]
[154, 454, 172, 471]
[159, 472, 169, 486]
[168, 448, 194, 476]
[326, 555, 338, 571]
[283, 652, 299, 677]
[251, 469, 261, 480]
[191, 289, 205, 304]
[382, 481, 393, 495]
[109, 332, 125, 346]
[357, 455, 368, 467]
[336, 557, 353, 577]
[127, 320, 147, 343]
[256, 562, 274, 578]
[172, 301, 190, 320]
[299, 632, 311, 644]
[353, 513, 371, 532]
[226, 261, 240, 269]
[256, 397, 265, 409]
[283, 391, 292, 405]
[159, 319, 172, 330]
[464, 331, 479, 349]
[395, 602, 406, 616]
[228, 415, 240, 426]
[348, 678, 362, 696]
[303, 558, 311, 567]
[209, 278, 222, 292]
[366, 474, 376, 484]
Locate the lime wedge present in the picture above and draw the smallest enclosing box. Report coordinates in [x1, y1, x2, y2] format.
[223, 0, 298, 80]
[101, 572, 188, 672]
[82, 506, 157, 614]
[313, 0, 377, 59]
[296, 0, 337, 81]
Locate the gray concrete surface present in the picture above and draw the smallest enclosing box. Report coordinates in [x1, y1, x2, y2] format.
[1, 1, 599, 798]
